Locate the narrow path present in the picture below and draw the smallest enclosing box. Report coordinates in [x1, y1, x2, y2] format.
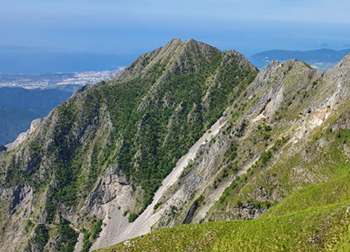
[92, 117, 226, 250]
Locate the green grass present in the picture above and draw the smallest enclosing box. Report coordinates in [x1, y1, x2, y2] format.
[263, 167, 350, 218]
[96, 202, 350, 252]
[261, 128, 350, 219]
[207, 103, 350, 220]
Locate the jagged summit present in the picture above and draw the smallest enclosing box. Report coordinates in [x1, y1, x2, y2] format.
[165, 38, 215, 49]
[328, 52, 350, 71]
[166, 37, 182, 44]
[115, 38, 222, 80]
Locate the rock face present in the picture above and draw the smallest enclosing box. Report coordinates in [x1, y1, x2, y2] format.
[90, 116, 227, 249]
[0, 39, 257, 252]
[157, 56, 350, 225]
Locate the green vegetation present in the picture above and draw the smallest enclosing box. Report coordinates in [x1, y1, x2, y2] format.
[96, 119, 350, 250]
[82, 219, 103, 252]
[91, 220, 103, 240]
[262, 129, 350, 218]
[24, 219, 34, 234]
[128, 213, 139, 223]
[96, 202, 350, 252]
[259, 150, 272, 166]
[3, 40, 350, 252]
[32, 224, 49, 249]
[55, 222, 78, 252]
[88, 53, 350, 251]
[24, 43, 257, 223]
[105, 145, 350, 251]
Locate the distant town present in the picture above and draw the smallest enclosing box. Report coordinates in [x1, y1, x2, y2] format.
[0, 69, 122, 90]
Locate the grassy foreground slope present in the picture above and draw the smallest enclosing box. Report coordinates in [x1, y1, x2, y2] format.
[97, 201, 350, 252]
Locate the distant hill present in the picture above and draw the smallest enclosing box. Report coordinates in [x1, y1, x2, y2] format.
[0, 87, 72, 145]
[250, 48, 350, 70]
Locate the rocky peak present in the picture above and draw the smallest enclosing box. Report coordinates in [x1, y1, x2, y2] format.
[327, 53, 350, 77]
[248, 59, 315, 93]
[118, 38, 222, 81]
[157, 38, 220, 70]
[323, 53, 350, 101]
[335, 53, 350, 69]
[162, 38, 183, 51]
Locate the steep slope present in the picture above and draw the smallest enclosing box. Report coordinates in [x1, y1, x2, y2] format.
[0, 39, 257, 252]
[91, 115, 226, 250]
[204, 56, 350, 222]
[126, 59, 324, 231]
[96, 54, 350, 251]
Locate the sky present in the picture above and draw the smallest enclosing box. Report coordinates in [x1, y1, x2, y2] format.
[1, 0, 350, 70]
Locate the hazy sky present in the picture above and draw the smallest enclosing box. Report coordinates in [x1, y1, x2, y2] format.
[1, 0, 350, 57]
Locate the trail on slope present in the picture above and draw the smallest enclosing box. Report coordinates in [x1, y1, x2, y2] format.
[91, 117, 226, 250]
